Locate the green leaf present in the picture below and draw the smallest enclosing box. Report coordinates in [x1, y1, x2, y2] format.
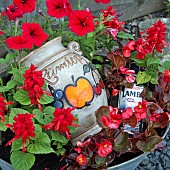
[6, 79, 17, 89]
[136, 71, 151, 84]
[38, 94, 53, 104]
[51, 131, 68, 145]
[93, 56, 104, 63]
[10, 151, 35, 170]
[113, 132, 132, 154]
[34, 124, 42, 135]
[0, 86, 10, 92]
[159, 60, 170, 72]
[55, 148, 66, 156]
[11, 139, 30, 151]
[27, 132, 54, 154]
[0, 58, 6, 64]
[117, 31, 134, 40]
[137, 135, 162, 152]
[151, 78, 158, 84]
[13, 89, 30, 105]
[0, 115, 8, 131]
[5, 53, 14, 64]
[9, 108, 28, 124]
[146, 57, 160, 67]
[27, 143, 54, 154]
[34, 106, 54, 125]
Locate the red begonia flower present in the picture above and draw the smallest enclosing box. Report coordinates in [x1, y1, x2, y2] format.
[122, 107, 133, 119]
[97, 140, 112, 157]
[42, 107, 78, 140]
[46, 0, 72, 18]
[76, 154, 87, 165]
[0, 94, 13, 122]
[5, 36, 33, 50]
[122, 40, 135, 57]
[68, 10, 95, 36]
[22, 23, 49, 47]
[6, 113, 36, 152]
[13, 0, 36, 14]
[125, 75, 135, 83]
[134, 100, 147, 121]
[95, 0, 111, 4]
[1, 4, 23, 21]
[77, 138, 91, 147]
[163, 69, 170, 83]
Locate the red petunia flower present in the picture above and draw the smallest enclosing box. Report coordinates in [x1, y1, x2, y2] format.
[134, 100, 147, 121]
[6, 113, 36, 152]
[42, 107, 78, 140]
[122, 40, 135, 57]
[76, 154, 87, 165]
[0, 94, 13, 122]
[5, 36, 33, 50]
[46, 0, 72, 18]
[13, 0, 36, 14]
[163, 69, 170, 83]
[68, 10, 95, 36]
[1, 4, 23, 21]
[95, 0, 111, 4]
[22, 23, 49, 47]
[97, 140, 112, 157]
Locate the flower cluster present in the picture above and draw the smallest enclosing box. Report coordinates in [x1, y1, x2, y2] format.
[6, 113, 36, 152]
[43, 107, 78, 140]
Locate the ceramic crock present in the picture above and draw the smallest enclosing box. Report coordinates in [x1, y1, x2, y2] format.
[20, 37, 108, 144]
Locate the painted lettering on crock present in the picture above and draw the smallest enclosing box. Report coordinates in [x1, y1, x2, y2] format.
[42, 55, 86, 85]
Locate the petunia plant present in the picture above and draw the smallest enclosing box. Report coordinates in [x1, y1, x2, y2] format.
[0, 0, 169, 170]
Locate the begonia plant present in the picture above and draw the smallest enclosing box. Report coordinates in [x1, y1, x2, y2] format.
[0, 0, 170, 170]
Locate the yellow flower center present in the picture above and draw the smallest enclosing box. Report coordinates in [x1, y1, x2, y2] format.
[139, 105, 142, 109]
[104, 144, 108, 148]
[168, 72, 170, 75]
[79, 158, 83, 163]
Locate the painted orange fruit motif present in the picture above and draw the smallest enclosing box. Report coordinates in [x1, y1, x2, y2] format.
[64, 77, 94, 108]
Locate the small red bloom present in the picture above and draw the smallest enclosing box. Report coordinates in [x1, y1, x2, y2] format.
[76, 154, 87, 165]
[125, 75, 135, 83]
[134, 100, 147, 121]
[122, 107, 133, 119]
[1, 4, 23, 21]
[0, 30, 3, 36]
[101, 6, 117, 18]
[163, 69, 170, 83]
[95, 0, 111, 4]
[42, 107, 78, 139]
[46, 0, 72, 18]
[68, 10, 95, 36]
[122, 40, 135, 57]
[5, 36, 32, 50]
[97, 140, 112, 157]
[135, 38, 147, 60]
[102, 107, 122, 129]
[0, 94, 13, 122]
[22, 23, 49, 47]
[13, 0, 36, 14]
[112, 89, 119, 96]
[6, 113, 36, 152]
